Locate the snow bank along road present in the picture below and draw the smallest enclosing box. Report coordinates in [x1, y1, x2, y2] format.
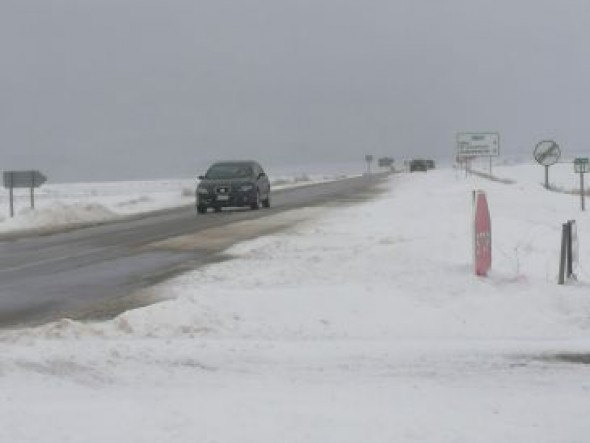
[0, 174, 387, 328]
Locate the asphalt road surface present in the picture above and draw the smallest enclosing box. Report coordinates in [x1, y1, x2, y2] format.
[0, 174, 388, 328]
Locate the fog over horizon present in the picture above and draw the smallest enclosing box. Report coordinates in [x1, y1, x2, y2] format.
[1, 0, 589, 182]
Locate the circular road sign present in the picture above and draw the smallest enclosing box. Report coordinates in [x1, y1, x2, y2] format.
[534, 140, 561, 166]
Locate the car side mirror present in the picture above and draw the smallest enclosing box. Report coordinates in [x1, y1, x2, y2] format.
[198, 175, 205, 180]
[258, 172, 266, 179]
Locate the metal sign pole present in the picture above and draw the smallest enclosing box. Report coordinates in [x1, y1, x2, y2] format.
[581, 172, 585, 211]
[364, 154, 373, 174]
[573, 158, 588, 210]
[567, 221, 573, 277]
[558, 223, 568, 285]
[9, 186, 14, 217]
[9, 172, 14, 218]
[534, 140, 560, 190]
[30, 173, 35, 209]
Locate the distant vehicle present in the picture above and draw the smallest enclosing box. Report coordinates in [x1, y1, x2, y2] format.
[409, 159, 428, 172]
[196, 161, 271, 214]
[378, 157, 395, 168]
[425, 159, 436, 169]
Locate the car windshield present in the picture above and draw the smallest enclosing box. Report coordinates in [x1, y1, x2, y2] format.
[205, 164, 253, 179]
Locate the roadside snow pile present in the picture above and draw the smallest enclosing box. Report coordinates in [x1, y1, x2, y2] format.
[0, 201, 118, 233]
[0, 179, 195, 234]
[267, 160, 364, 185]
[473, 160, 582, 191]
[270, 172, 355, 188]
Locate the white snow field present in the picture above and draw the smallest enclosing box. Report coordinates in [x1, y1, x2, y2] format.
[1, 162, 590, 442]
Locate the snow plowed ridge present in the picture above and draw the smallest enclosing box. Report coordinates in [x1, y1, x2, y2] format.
[0, 201, 119, 232]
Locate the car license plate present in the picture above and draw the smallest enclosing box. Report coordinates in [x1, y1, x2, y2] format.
[217, 195, 229, 201]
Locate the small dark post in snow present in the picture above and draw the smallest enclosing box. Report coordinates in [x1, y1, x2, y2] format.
[558, 223, 568, 285]
[558, 220, 578, 284]
[567, 221, 573, 277]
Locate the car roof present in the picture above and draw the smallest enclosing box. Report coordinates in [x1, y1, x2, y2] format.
[210, 161, 258, 167]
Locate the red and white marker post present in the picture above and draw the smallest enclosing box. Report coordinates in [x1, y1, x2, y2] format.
[472, 190, 492, 276]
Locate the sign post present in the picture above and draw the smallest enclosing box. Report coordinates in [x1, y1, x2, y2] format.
[472, 190, 492, 276]
[559, 220, 578, 284]
[9, 174, 14, 217]
[3, 170, 47, 217]
[365, 154, 374, 174]
[574, 158, 589, 211]
[533, 140, 561, 188]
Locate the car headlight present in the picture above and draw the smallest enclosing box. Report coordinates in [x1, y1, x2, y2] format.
[240, 184, 254, 191]
[197, 187, 209, 195]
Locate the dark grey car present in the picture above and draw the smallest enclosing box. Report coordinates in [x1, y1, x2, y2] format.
[196, 161, 271, 214]
[409, 159, 428, 172]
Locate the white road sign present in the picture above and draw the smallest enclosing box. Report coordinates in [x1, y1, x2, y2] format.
[457, 133, 500, 157]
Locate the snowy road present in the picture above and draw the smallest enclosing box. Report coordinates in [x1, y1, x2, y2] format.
[0, 174, 386, 327]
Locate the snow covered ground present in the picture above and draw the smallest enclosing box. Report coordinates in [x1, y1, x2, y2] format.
[0, 162, 362, 234]
[472, 158, 584, 192]
[1, 161, 590, 442]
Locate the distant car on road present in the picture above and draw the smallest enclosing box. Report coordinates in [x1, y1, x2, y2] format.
[378, 157, 395, 168]
[196, 161, 271, 214]
[425, 159, 436, 169]
[409, 159, 428, 172]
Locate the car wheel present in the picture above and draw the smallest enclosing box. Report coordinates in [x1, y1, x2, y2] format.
[250, 190, 261, 210]
[197, 205, 207, 214]
[262, 194, 271, 208]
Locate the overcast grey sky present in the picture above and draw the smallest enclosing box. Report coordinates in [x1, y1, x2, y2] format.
[1, 0, 590, 181]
